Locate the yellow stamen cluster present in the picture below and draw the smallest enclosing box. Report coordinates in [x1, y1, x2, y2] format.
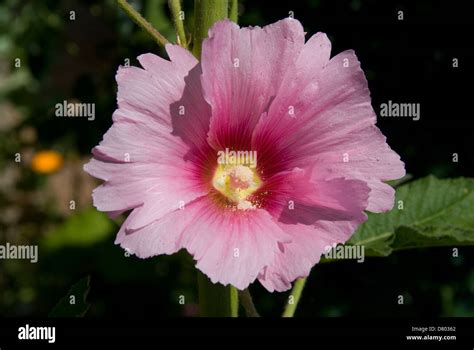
[212, 164, 262, 210]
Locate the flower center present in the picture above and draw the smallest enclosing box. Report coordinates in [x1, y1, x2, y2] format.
[212, 164, 262, 210]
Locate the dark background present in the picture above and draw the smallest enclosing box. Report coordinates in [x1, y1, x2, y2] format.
[0, 0, 473, 318]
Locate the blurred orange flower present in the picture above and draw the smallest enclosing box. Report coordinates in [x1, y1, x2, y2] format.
[31, 150, 63, 174]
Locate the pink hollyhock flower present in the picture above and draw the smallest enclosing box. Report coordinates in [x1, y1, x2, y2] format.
[84, 18, 405, 291]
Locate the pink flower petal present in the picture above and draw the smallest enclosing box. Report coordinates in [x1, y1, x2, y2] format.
[259, 220, 361, 292]
[84, 115, 205, 214]
[92, 117, 188, 164]
[253, 32, 331, 144]
[85, 155, 206, 219]
[201, 18, 305, 150]
[86, 45, 213, 217]
[255, 168, 370, 223]
[117, 196, 291, 290]
[253, 48, 405, 212]
[115, 204, 194, 255]
[165, 44, 198, 73]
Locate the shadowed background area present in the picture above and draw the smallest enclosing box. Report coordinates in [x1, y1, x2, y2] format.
[0, 0, 473, 318]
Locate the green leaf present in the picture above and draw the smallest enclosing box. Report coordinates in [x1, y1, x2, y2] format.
[42, 208, 115, 250]
[49, 277, 90, 317]
[349, 176, 474, 256]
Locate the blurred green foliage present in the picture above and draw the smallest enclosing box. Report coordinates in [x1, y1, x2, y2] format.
[49, 276, 90, 317]
[42, 208, 115, 250]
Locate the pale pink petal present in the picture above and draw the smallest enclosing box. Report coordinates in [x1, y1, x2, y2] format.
[165, 44, 198, 73]
[85, 157, 205, 219]
[363, 179, 396, 212]
[139, 45, 212, 150]
[124, 175, 207, 232]
[115, 204, 194, 255]
[92, 117, 188, 164]
[117, 196, 291, 290]
[201, 18, 305, 149]
[253, 49, 405, 212]
[257, 170, 370, 292]
[84, 114, 206, 215]
[114, 46, 210, 150]
[259, 220, 361, 292]
[253, 32, 331, 143]
[181, 200, 290, 290]
[169, 64, 213, 151]
[85, 160, 165, 211]
[308, 127, 404, 212]
[116, 64, 177, 128]
[255, 168, 370, 224]
[86, 44, 213, 217]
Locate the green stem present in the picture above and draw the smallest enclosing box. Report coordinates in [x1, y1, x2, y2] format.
[197, 272, 238, 317]
[239, 289, 260, 317]
[229, 0, 238, 23]
[193, 0, 236, 317]
[168, 0, 188, 48]
[282, 278, 307, 317]
[117, 0, 170, 47]
[192, 0, 228, 58]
